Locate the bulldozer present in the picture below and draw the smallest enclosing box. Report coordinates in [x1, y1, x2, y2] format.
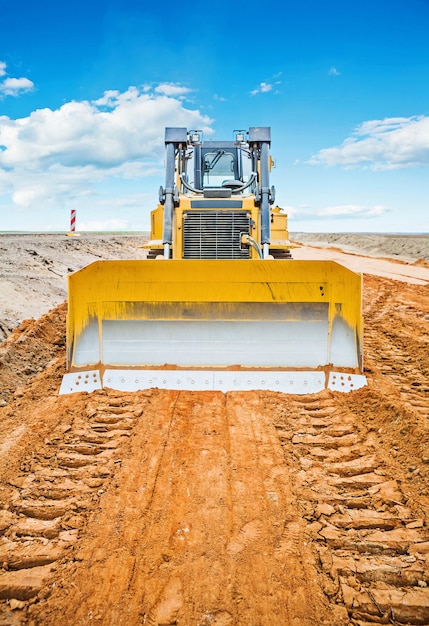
[60, 127, 366, 395]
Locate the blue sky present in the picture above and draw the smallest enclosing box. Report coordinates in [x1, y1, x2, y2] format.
[0, 0, 428, 233]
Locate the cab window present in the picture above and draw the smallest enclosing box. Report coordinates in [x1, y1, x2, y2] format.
[203, 151, 235, 187]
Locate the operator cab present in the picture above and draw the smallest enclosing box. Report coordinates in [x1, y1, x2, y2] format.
[182, 131, 255, 197]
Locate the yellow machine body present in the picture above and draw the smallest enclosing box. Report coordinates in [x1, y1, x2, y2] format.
[60, 127, 366, 395]
[146, 198, 293, 260]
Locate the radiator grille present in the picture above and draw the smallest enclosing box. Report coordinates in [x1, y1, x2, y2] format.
[183, 211, 251, 259]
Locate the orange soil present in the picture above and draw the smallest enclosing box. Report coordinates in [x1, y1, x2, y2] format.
[0, 271, 428, 625]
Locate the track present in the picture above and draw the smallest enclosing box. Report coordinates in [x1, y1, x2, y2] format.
[0, 270, 428, 625]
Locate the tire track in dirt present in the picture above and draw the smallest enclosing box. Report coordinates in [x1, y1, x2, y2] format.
[363, 276, 429, 421]
[270, 391, 429, 625]
[0, 390, 151, 622]
[1, 390, 341, 625]
[2, 382, 429, 625]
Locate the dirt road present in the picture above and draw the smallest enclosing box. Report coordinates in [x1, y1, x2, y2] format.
[292, 245, 429, 286]
[0, 235, 429, 624]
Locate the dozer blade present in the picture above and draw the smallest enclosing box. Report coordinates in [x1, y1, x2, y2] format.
[60, 260, 366, 395]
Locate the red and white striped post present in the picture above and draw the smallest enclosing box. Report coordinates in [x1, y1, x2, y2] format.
[70, 209, 76, 234]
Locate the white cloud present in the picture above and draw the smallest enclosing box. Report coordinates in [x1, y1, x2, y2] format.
[78, 219, 130, 231]
[308, 115, 429, 169]
[329, 67, 340, 76]
[279, 205, 298, 217]
[154, 83, 192, 97]
[251, 82, 273, 95]
[0, 85, 212, 170]
[0, 77, 34, 96]
[12, 187, 45, 207]
[316, 204, 389, 218]
[288, 204, 390, 222]
[93, 89, 122, 107]
[0, 61, 34, 97]
[250, 79, 281, 96]
[0, 84, 213, 226]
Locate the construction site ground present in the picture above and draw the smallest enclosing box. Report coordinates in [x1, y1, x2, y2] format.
[0, 232, 429, 625]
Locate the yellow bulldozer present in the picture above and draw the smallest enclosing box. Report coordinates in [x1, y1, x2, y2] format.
[60, 127, 366, 395]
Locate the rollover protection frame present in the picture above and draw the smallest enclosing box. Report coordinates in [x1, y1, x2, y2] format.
[59, 259, 367, 395]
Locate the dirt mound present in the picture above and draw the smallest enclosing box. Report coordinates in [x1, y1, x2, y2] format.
[0, 233, 148, 341]
[0, 304, 66, 406]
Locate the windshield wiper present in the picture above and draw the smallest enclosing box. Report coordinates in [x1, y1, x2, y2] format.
[205, 150, 225, 170]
